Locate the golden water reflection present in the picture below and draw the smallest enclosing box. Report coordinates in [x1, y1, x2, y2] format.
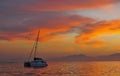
[0, 61, 120, 76]
[24, 61, 120, 76]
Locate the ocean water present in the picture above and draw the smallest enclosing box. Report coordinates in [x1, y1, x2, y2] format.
[0, 61, 120, 76]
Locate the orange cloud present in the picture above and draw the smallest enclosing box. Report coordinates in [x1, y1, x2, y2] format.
[39, 28, 70, 42]
[116, 46, 120, 51]
[0, 15, 94, 42]
[87, 41, 106, 48]
[76, 20, 120, 45]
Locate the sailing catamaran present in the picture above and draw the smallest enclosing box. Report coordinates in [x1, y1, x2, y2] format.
[24, 30, 48, 68]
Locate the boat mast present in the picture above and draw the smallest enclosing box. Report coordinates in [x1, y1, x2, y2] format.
[34, 30, 40, 58]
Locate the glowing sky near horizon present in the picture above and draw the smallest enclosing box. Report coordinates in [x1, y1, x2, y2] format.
[0, 0, 120, 60]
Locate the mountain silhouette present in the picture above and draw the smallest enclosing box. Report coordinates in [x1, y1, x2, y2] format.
[96, 53, 120, 61]
[50, 53, 120, 61]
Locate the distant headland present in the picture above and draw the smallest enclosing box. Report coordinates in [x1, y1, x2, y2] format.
[49, 53, 120, 61]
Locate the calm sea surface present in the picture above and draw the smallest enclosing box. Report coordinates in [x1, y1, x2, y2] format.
[0, 61, 120, 76]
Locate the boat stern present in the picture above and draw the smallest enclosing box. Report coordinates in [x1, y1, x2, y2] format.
[24, 62, 31, 67]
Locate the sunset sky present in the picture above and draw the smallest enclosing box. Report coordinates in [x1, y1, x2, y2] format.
[0, 0, 120, 60]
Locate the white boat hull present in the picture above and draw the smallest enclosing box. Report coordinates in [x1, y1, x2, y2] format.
[30, 61, 48, 67]
[24, 61, 48, 68]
